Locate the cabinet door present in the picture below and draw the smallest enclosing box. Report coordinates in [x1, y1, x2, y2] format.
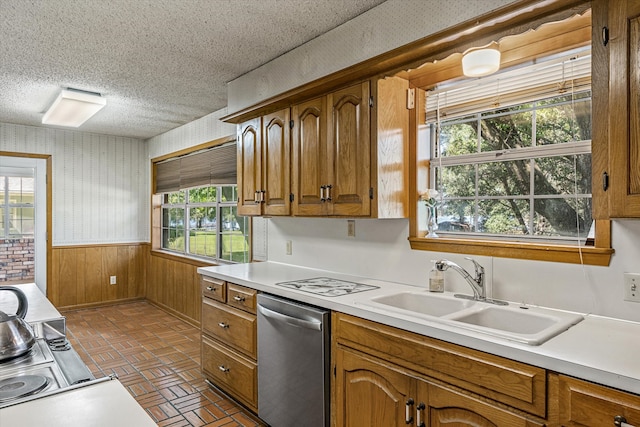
[423, 382, 544, 427]
[292, 96, 329, 215]
[262, 109, 291, 215]
[556, 374, 640, 426]
[608, 0, 640, 216]
[335, 348, 414, 427]
[237, 118, 262, 215]
[327, 82, 371, 216]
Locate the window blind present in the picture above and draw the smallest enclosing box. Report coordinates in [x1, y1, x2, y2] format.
[154, 142, 237, 193]
[426, 49, 591, 122]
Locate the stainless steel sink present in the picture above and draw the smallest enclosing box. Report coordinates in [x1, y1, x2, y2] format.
[369, 291, 476, 317]
[361, 290, 584, 345]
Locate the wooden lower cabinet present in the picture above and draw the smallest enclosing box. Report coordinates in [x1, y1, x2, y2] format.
[335, 346, 544, 427]
[424, 382, 545, 427]
[335, 348, 414, 427]
[333, 313, 548, 427]
[553, 374, 640, 426]
[200, 279, 258, 412]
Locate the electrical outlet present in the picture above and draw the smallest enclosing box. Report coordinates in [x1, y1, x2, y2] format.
[347, 220, 356, 237]
[110, 275, 117, 285]
[286, 240, 292, 255]
[624, 273, 640, 302]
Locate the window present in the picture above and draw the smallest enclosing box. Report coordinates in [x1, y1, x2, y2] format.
[0, 169, 35, 238]
[424, 50, 593, 243]
[161, 185, 249, 263]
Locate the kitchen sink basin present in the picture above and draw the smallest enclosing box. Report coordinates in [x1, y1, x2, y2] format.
[447, 304, 584, 345]
[359, 291, 584, 345]
[369, 291, 476, 317]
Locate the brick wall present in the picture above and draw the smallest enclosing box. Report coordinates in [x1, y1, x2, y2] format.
[0, 238, 35, 283]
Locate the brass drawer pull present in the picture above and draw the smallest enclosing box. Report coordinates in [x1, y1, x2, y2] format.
[218, 322, 229, 329]
[233, 295, 246, 302]
[218, 365, 229, 373]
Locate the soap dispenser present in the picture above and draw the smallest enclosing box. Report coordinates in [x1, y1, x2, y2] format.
[429, 260, 445, 292]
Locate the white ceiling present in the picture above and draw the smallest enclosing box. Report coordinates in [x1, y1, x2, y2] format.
[0, 0, 387, 140]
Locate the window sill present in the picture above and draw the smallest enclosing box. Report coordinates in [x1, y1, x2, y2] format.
[408, 236, 613, 266]
[150, 249, 218, 267]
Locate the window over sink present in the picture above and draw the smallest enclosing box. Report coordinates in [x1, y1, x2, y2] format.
[425, 51, 592, 243]
[406, 8, 612, 265]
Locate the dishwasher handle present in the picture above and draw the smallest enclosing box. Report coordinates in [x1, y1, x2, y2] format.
[258, 304, 323, 331]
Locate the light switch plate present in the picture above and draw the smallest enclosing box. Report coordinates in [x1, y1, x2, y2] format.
[623, 273, 640, 302]
[110, 275, 117, 285]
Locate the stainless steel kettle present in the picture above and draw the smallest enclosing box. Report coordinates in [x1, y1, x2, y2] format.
[0, 286, 36, 360]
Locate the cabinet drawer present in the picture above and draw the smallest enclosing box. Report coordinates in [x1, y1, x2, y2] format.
[555, 374, 640, 426]
[202, 335, 257, 410]
[226, 283, 257, 314]
[202, 298, 257, 358]
[334, 313, 546, 417]
[201, 276, 226, 302]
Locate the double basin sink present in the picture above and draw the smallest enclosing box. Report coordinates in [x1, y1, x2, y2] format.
[360, 291, 584, 345]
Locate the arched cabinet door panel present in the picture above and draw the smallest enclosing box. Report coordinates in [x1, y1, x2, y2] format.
[335, 348, 413, 427]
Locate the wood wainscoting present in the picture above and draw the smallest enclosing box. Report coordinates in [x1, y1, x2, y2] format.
[50, 243, 148, 310]
[50, 243, 212, 327]
[146, 251, 213, 327]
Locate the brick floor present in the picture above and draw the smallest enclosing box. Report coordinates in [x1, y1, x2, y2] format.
[63, 301, 265, 427]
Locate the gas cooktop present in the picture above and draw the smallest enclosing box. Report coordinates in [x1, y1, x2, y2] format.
[275, 277, 379, 297]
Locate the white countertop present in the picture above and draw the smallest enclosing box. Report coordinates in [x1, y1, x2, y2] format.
[0, 379, 156, 427]
[199, 261, 640, 395]
[0, 283, 61, 324]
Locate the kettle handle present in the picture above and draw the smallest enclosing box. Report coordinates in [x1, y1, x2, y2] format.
[0, 286, 29, 319]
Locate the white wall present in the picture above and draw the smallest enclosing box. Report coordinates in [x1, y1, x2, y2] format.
[227, 0, 515, 113]
[148, 108, 235, 159]
[265, 217, 640, 322]
[0, 122, 149, 245]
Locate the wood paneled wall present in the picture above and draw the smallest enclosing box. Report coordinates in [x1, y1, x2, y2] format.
[147, 252, 212, 327]
[50, 243, 148, 310]
[50, 243, 211, 327]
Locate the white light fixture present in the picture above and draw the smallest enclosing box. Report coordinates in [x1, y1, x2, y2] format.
[462, 48, 501, 78]
[42, 89, 106, 127]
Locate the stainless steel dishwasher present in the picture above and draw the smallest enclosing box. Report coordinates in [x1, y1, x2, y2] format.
[257, 293, 330, 427]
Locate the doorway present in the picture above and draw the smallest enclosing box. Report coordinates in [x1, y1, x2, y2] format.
[0, 156, 47, 294]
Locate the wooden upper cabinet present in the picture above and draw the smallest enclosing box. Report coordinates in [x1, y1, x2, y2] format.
[237, 109, 290, 216]
[237, 118, 262, 216]
[328, 82, 371, 216]
[601, 0, 640, 217]
[262, 109, 291, 215]
[240, 78, 408, 219]
[292, 96, 328, 216]
[292, 82, 372, 216]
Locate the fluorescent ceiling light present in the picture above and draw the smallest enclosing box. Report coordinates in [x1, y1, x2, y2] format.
[42, 89, 106, 127]
[462, 48, 501, 78]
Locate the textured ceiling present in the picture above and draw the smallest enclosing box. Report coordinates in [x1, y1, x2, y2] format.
[0, 0, 387, 139]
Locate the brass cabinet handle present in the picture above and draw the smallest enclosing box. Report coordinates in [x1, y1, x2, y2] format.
[218, 365, 229, 373]
[218, 322, 229, 329]
[233, 295, 245, 302]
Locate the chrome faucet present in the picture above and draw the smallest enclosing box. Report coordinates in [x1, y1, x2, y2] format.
[434, 258, 507, 305]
